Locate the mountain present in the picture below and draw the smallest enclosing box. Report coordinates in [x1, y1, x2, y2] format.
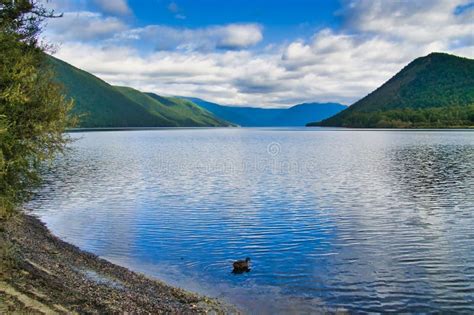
[48, 56, 230, 128]
[114, 86, 230, 127]
[274, 103, 348, 126]
[183, 97, 347, 127]
[308, 53, 474, 128]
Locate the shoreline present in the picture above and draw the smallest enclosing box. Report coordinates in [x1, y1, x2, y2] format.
[66, 126, 474, 133]
[67, 127, 239, 132]
[0, 212, 239, 314]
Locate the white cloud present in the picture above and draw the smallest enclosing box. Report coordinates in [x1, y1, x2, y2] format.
[116, 23, 263, 51]
[53, 43, 316, 106]
[40, 0, 86, 11]
[45, 11, 127, 41]
[93, 0, 131, 15]
[342, 0, 474, 46]
[47, 0, 474, 108]
[216, 24, 263, 49]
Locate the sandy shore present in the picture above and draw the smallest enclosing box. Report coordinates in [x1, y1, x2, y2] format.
[0, 213, 239, 314]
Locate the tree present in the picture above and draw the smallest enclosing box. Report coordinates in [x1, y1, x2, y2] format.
[0, 0, 75, 218]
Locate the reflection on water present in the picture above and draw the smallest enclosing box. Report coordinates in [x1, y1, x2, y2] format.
[28, 129, 474, 313]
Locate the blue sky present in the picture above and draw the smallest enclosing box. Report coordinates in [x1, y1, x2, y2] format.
[44, 0, 474, 107]
[129, 0, 343, 44]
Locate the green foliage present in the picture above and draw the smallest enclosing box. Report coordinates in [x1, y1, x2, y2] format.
[0, 0, 74, 217]
[311, 53, 474, 128]
[309, 105, 474, 128]
[48, 56, 230, 127]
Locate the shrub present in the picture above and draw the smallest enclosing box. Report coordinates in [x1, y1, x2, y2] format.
[0, 0, 75, 218]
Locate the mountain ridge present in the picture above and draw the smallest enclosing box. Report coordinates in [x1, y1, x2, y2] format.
[183, 97, 347, 127]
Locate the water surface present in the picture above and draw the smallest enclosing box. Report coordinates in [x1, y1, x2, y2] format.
[29, 128, 474, 313]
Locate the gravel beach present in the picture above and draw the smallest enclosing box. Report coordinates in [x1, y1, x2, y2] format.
[0, 213, 239, 314]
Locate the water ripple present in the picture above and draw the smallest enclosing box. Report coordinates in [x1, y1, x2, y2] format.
[27, 129, 474, 313]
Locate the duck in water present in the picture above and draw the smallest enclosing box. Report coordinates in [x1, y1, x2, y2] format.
[232, 257, 251, 273]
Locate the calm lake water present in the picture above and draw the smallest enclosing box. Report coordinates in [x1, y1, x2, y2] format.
[28, 128, 474, 313]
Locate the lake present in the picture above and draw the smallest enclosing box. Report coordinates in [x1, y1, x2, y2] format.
[28, 128, 474, 313]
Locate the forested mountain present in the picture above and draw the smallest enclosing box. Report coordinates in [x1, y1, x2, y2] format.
[308, 53, 474, 128]
[48, 56, 230, 128]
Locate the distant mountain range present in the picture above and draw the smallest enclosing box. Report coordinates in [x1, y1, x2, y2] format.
[182, 98, 347, 127]
[308, 53, 474, 128]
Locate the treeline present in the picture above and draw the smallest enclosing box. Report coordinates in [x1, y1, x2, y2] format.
[311, 105, 474, 128]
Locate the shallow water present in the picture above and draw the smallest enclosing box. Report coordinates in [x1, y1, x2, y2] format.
[28, 128, 474, 313]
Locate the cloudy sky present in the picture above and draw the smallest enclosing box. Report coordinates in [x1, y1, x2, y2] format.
[43, 0, 474, 107]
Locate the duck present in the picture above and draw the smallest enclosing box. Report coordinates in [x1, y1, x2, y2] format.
[232, 257, 251, 273]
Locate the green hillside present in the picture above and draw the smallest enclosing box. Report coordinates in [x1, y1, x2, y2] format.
[48, 56, 230, 128]
[148, 93, 233, 127]
[308, 53, 474, 128]
[114, 86, 229, 127]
